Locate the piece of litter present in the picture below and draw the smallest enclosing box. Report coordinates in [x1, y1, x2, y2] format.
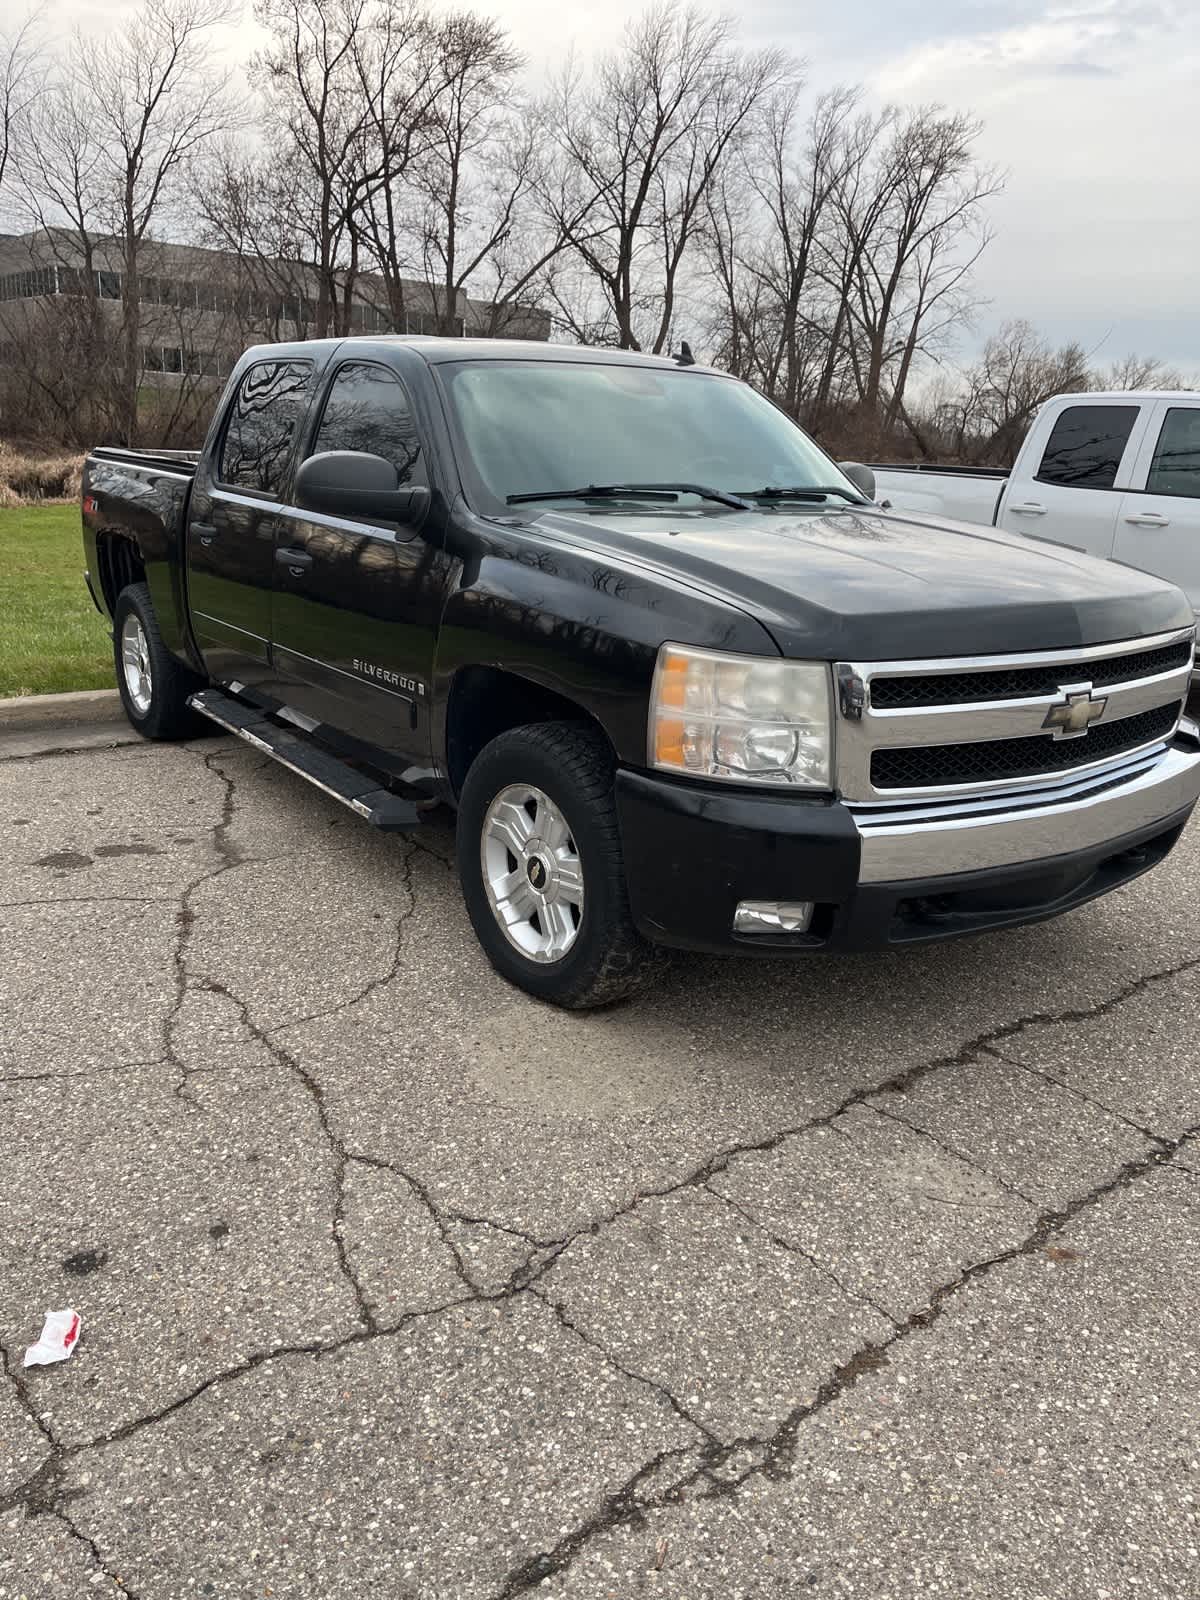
[23, 1308, 82, 1367]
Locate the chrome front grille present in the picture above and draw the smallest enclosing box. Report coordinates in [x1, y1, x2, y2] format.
[836, 628, 1194, 804]
[869, 637, 1193, 709]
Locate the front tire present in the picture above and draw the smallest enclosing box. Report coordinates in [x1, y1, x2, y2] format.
[457, 722, 664, 1008]
[113, 583, 205, 740]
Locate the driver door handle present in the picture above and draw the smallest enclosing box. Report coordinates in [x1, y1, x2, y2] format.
[192, 521, 218, 546]
[1010, 501, 1046, 516]
[275, 547, 313, 575]
[1124, 512, 1170, 528]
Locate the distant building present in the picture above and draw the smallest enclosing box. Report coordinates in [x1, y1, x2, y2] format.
[0, 228, 552, 385]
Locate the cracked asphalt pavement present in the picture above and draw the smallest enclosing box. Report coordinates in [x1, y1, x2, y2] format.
[2, 729, 1199, 1599]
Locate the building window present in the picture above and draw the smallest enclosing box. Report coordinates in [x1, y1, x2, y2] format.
[0, 266, 59, 301]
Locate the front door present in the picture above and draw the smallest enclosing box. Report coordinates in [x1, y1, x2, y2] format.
[269, 359, 451, 777]
[1113, 402, 1200, 621]
[187, 357, 315, 687]
[997, 400, 1144, 559]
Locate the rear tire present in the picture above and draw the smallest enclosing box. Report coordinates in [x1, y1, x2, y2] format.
[113, 583, 205, 740]
[457, 721, 665, 1008]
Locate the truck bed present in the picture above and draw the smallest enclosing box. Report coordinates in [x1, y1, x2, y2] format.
[82, 447, 198, 647]
[872, 462, 1008, 524]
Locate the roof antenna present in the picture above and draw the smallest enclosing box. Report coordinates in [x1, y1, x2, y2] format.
[673, 339, 695, 367]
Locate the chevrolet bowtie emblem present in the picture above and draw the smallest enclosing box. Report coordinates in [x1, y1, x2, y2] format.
[1042, 685, 1108, 739]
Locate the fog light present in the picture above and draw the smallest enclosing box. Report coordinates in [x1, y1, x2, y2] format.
[733, 899, 814, 935]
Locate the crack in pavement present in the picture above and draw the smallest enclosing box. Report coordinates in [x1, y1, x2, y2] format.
[0, 1295, 477, 1529]
[986, 1041, 1177, 1149]
[445, 1210, 565, 1254]
[0, 896, 176, 910]
[270, 841, 419, 1037]
[518, 951, 1200, 1281]
[701, 1181, 901, 1328]
[0, 1056, 170, 1087]
[195, 980, 380, 1335]
[862, 1097, 1042, 1209]
[0, 741, 145, 766]
[492, 1118, 1200, 1597]
[0, 1340, 138, 1593]
[347, 1150, 481, 1299]
[532, 1288, 725, 1447]
[162, 753, 246, 1108]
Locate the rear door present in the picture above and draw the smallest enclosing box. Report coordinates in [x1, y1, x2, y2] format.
[1113, 400, 1200, 620]
[997, 400, 1146, 558]
[187, 357, 314, 686]
[269, 358, 447, 768]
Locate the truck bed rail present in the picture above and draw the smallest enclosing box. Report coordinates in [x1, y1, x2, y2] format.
[870, 462, 1009, 479]
[89, 445, 199, 477]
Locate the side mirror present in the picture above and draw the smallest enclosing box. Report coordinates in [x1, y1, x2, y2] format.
[838, 461, 876, 501]
[294, 450, 430, 528]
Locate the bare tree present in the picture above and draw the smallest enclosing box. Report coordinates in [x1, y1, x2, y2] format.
[0, 8, 44, 210]
[542, 3, 794, 352]
[404, 13, 524, 334]
[823, 106, 999, 444]
[927, 320, 1090, 465]
[82, 0, 239, 440]
[251, 0, 376, 336]
[704, 87, 858, 414]
[194, 140, 326, 341]
[343, 0, 448, 333]
[1101, 352, 1189, 392]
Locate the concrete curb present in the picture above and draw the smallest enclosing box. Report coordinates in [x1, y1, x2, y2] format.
[0, 688, 124, 731]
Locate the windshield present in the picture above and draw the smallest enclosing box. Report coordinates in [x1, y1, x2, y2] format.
[439, 359, 860, 514]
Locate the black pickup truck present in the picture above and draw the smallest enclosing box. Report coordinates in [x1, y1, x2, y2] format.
[82, 337, 1200, 1006]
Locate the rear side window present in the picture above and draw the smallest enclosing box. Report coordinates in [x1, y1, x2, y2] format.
[310, 361, 424, 485]
[1035, 404, 1138, 490]
[219, 360, 313, 495]
[1145, 407, 1200, 499]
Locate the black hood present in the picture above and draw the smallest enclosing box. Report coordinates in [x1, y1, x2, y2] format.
[534, 502, 1192, 660]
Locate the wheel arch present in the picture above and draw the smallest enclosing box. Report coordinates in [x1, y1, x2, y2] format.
[443, 664, 617, 799]
[94, 532, 148, 617]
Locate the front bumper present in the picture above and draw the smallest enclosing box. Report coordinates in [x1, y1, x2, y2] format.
[614, 730, 1200, 954]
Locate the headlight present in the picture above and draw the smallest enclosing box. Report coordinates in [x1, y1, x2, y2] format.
[649, 644, 832, 788]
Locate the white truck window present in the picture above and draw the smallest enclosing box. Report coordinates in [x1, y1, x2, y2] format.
[1035, 404, 1139, 491]
[1145, 408, 1200, 499]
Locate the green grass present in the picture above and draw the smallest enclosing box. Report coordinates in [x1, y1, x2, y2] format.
[0, 505, 113, 697]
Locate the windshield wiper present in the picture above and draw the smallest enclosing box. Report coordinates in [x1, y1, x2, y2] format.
[506, 482, 752, 510]
[743, 485, 869, 505]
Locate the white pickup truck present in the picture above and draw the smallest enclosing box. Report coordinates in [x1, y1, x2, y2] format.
[872, 391, 1200, 625]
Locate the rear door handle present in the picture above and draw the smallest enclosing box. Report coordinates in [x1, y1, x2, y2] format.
[1010, 502, 1046, 516]
[276, 546, 313, 576]
[1124, 512, 1170, 528]
[192, 521, 218, 546]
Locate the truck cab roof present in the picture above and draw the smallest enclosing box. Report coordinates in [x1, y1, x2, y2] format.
[238, 335, 717, 373]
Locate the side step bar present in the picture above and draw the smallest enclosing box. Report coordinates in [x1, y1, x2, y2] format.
[189, 689, 421, 831]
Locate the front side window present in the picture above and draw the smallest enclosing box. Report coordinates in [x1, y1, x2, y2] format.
[219, 359, 313, 496]
[1036, 404, 1139, 490]
[311, 361, 423, 485]
[440, 359, 854, 514]
[1145, 407, 1200, 499]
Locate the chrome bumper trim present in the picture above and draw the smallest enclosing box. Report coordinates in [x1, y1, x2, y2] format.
[852, 739, 1200, 884]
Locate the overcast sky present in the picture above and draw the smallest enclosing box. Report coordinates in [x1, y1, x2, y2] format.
[59, 0, 1199, 372]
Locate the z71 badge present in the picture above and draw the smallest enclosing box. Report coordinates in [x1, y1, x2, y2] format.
[352, 659, 427, 697]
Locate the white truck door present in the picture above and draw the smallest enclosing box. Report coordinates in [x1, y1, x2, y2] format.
[1113, 399, 1200, 621]
[997, 399, 1147, 558]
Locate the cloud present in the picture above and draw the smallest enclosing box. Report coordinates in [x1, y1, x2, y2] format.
[865, 0, 1198, 369]
[873, 0, 1184, 89]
